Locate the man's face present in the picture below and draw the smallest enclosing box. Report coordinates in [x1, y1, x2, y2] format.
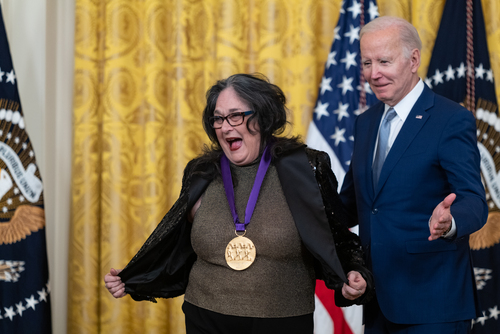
[360, 26, 420, 107]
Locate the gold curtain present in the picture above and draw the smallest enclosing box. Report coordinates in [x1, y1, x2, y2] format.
[68, 0, 500, 333]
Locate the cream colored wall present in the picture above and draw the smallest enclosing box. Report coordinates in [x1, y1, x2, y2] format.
[0, 0, 74, 333]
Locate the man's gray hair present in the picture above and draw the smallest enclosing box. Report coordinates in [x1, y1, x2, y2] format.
[360, 16, 422, 59]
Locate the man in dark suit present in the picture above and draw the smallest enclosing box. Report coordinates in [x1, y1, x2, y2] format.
[339, 16, 488, 333]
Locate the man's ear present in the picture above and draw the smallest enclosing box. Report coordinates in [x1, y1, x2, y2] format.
[410, 48, 421, 73]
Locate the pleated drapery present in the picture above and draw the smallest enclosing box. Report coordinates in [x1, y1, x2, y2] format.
[68, 0, 500, 333]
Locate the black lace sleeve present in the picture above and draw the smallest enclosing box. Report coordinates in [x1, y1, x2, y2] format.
[307, 148, 374, 306]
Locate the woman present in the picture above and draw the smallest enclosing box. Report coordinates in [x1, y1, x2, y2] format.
[104, 73, 373, 334]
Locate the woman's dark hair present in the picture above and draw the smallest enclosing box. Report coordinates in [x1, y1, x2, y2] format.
[193, 73, 303, 175]
[202, 73, 290, 151]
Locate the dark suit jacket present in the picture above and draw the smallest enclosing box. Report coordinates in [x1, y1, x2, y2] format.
[119, 145, 373, 307]
[340, 85, 488, 324]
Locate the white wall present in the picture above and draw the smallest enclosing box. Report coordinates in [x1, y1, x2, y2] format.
[0, 0, 74, 333]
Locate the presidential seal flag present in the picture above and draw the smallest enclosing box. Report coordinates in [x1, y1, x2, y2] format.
[0, 4, 51, 333]
[306, 0, 379, 333]
[425, 0, 499, 333]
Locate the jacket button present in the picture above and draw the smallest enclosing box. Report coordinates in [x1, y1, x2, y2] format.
[372, 208, 378, 214]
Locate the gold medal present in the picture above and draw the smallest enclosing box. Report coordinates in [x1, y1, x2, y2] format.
[225, 232, 256, 271]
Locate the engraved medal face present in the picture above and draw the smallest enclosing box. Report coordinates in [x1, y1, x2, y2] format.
[225, 235, 256, 271]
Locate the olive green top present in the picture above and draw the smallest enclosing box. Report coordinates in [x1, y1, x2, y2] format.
[185, 162, 316, 318]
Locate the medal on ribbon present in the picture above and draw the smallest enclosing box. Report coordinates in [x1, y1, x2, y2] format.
[224, 233, 256, 270]
[220, 144, 271, 271]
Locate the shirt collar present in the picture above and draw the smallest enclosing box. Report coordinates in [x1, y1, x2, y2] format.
[384, 79, 425, 123]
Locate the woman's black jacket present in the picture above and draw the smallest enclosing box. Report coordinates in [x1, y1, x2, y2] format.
[119, 145, 373, 306]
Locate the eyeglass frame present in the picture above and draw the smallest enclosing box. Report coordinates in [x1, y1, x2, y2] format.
[209, 110, 254, 129]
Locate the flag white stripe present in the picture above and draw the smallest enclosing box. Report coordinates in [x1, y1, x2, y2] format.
[314, 295, 334, 334]
[306, 122, 346, 192]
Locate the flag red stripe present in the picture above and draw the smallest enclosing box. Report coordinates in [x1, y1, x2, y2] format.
[315, 280, 354, 334]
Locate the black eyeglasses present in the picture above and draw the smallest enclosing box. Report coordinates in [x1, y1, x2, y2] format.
[209, 111, 254, 129]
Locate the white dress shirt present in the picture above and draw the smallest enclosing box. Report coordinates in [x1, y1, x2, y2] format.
[374, 79, 425, 156]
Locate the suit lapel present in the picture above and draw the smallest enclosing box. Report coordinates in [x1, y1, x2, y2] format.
[359, 103, 385, 196]
[375, 85, 435, 195]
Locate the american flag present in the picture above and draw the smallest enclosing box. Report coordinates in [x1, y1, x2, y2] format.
[307, 0, 379, 333]
[307, 0, 379, 189]
[425, 0, 498, 333]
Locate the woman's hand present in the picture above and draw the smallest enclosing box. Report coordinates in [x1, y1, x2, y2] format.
[104, 268, 127, 298]
[341, 271, 366, 300]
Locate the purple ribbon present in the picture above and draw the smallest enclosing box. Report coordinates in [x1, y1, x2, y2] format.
[220, 145, 271, 232]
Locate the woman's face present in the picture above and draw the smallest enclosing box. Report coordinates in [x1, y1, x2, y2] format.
[214, 87, 261, 166]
